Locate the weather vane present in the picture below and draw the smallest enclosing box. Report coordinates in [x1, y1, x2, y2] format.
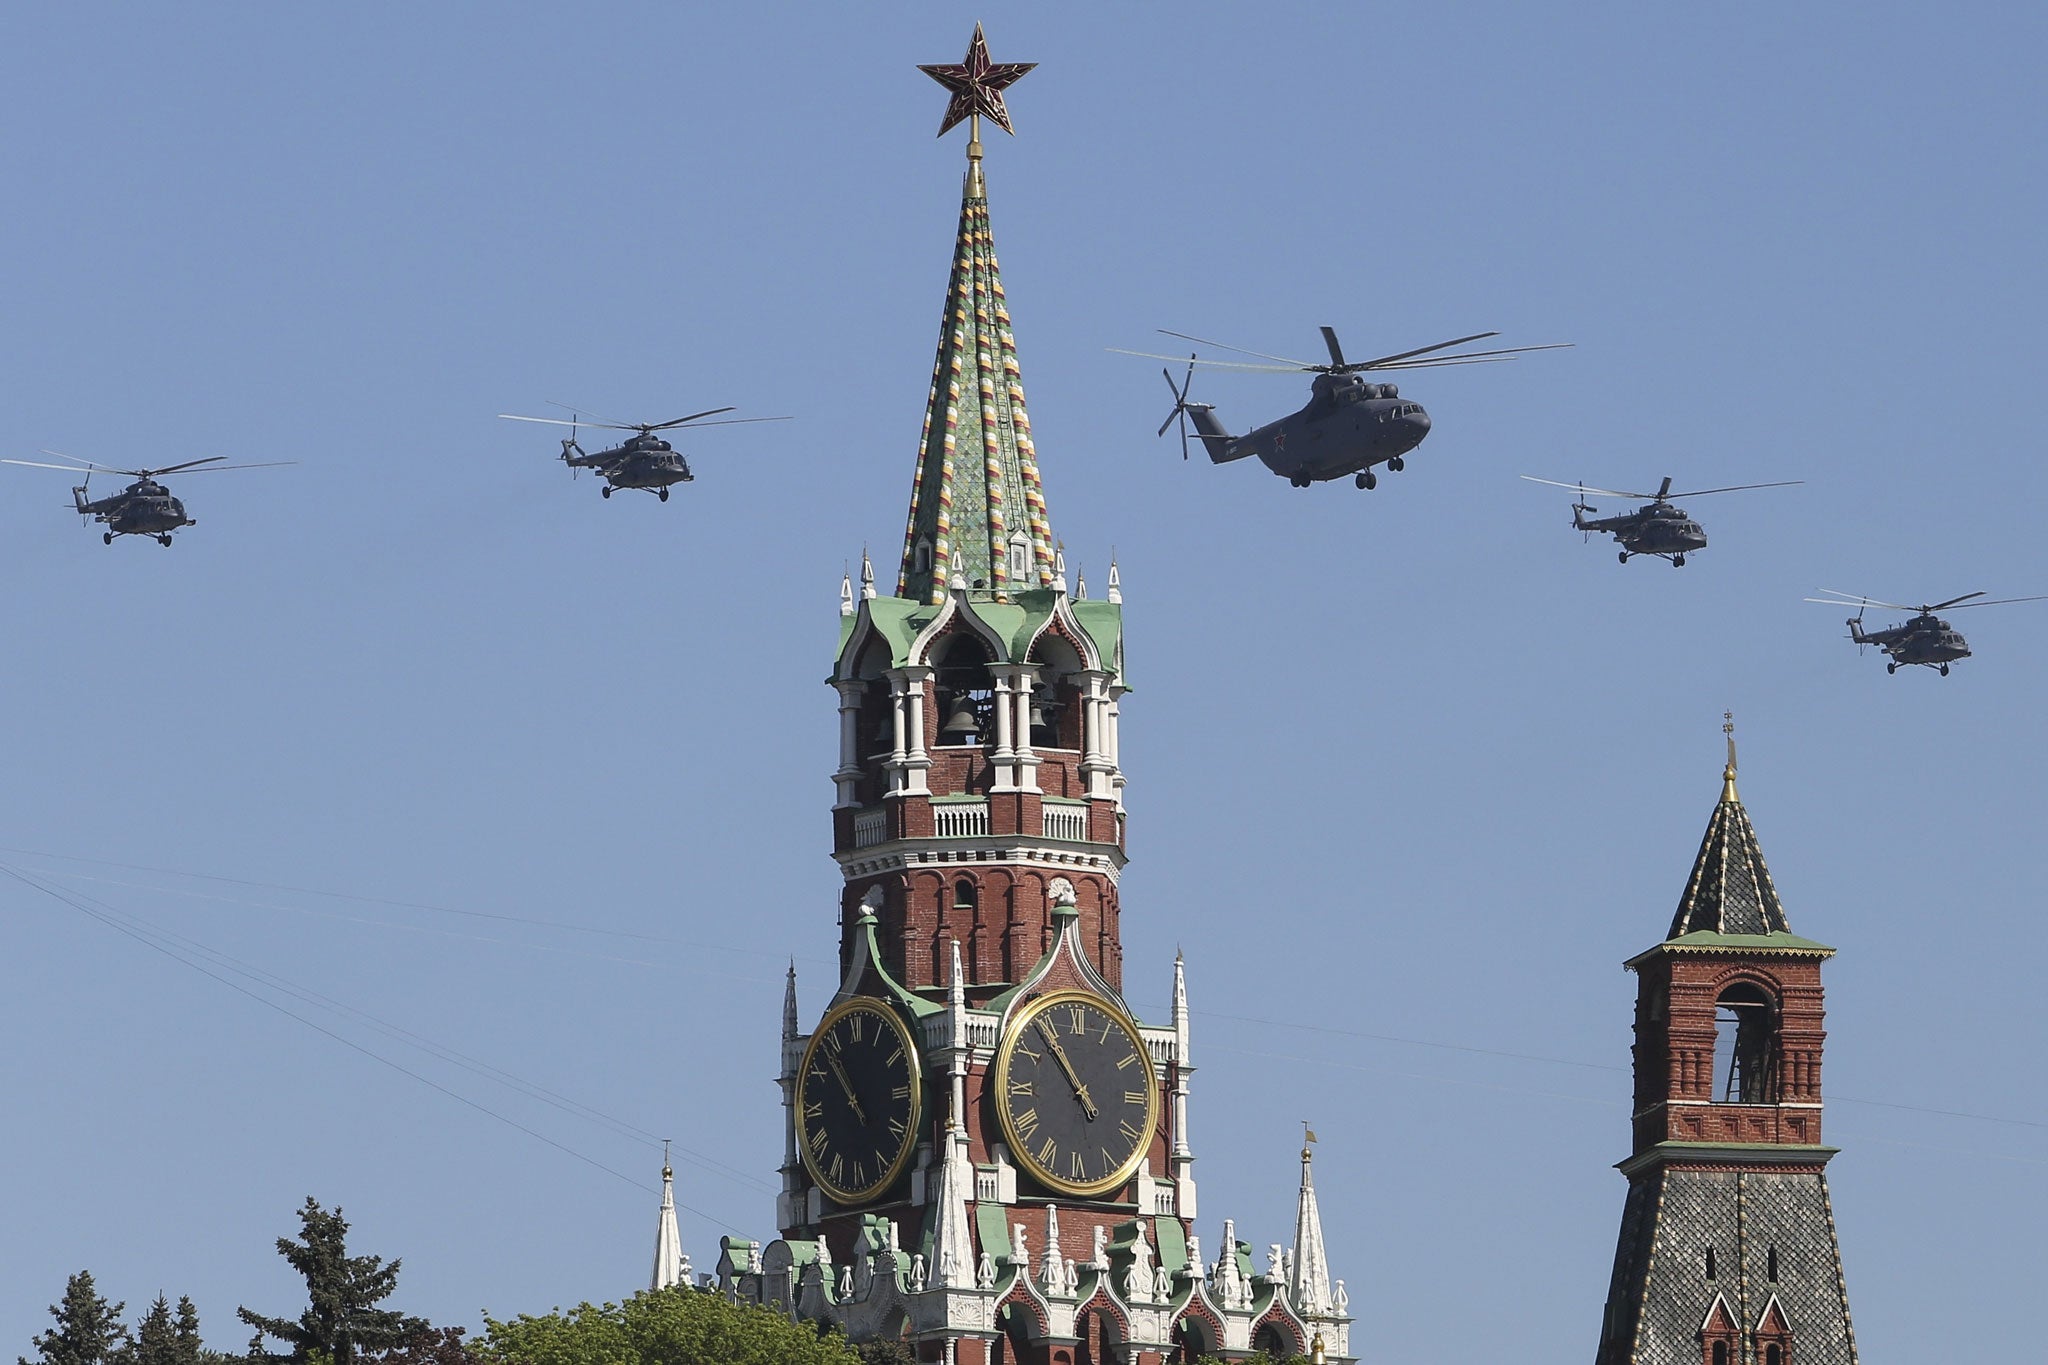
[1722, 710, 1739, 800]
[919, 22, 1035, 166]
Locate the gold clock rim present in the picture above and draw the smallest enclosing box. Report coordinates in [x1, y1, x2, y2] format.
[993, 988, 1159, 1198]
[795, 996, 924, 1206]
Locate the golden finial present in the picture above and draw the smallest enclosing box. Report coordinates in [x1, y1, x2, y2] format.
[1721, 710, 1739, 803]
[1310, 1330, 1328, 1364]
[1302, 1120, 1318, 1163]
[661, 1137, 673, 1182]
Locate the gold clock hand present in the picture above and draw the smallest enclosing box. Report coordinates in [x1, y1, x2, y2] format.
[1036, 1020, 1100, 1120]
[824, 1048, 868, 1124]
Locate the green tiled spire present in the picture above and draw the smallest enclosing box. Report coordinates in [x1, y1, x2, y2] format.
[897, 153, 1055, 605]
[1667, 729, 1792, 939]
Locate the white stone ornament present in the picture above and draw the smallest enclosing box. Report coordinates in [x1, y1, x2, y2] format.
[748, 1246, 764, 1275]
[1334, 1278, 1349, 1313]
[977, 1250, 997, 1289]
[939, 1246, 959, 1285]
[1124, 1257, 1149, 1304]
[1186, 1234, 1203, 1278]
[1153, 1263, 1173, 1301]
[837, 1264, 853, 1300]
[1012, 1226, 1029, 1267]
[1063, 1257, 1080, 1297]
[909, 1254, 927, 1293]
[1268, 1243, 1285, 1281]
[1092, 1225, 1109, 1268]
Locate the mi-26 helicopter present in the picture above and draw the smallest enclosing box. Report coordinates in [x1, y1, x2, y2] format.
[1112, 325, 1568, 489]
[1804, 588, 2048, 675]
[1520, 475, 1802, 566]
[497, 404, 789, 501]
[1, 451, 293, 545]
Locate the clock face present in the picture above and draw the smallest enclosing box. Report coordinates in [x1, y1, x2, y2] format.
[795, 998, 923, 1205]
[994, 990, 1159, 1198]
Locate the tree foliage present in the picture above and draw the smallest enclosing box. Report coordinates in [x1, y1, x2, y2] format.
[20, 1272, 129, 1365]
[237, 1198, 428, 1365]
[479, 1287, 858, 1365]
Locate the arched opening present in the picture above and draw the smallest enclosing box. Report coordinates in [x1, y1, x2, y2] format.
[914, 536, 933, 576]
[1713, 981, 1777, 1103]
[1253, 1321, 1300, 1358]
[1712, 1343, 1730, 1365]
[1172, 1315, 1217, 1363]
[1027, 634, 1084, 750]
[1766, 1346, 1783, 1365]
[933, 633, 995, 747]
[953, 878, 978, 911]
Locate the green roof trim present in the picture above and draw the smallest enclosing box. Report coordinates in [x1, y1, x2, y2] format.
[1627, 930, 1837, 969]
[1151, 1214, 1188, 1275]
[976, 1200, 1014, 1264]
[847, 910, 944, 1018]
[1069, 600, 1124, 684]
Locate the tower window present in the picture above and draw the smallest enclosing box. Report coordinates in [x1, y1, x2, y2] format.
[1007, 531, 1031, 582]
[1705, 1246, 1716, 1279]
[915, 536, 933, 575]
[1713, 982, 1778, 1103]
[1765, 1347, 1782, 1365]
[1712, 1344, 1729, 1365]
[1768, 1245, 1779, 1282]
[954, 878, 977, 912]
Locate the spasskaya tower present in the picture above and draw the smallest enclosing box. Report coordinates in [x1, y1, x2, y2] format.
[705, 28, 1354, 1365]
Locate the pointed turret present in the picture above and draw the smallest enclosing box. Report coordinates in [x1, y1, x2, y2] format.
[1288, 1131, 1334, 1317]
[1666, 719, 1792, 938]
[652, 1148, 684, 1292]
[896, 139, 1054, 605]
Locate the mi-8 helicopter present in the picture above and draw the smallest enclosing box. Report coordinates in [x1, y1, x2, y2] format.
[497, 405, 789, 500]
[1, 451, 292, 545]
[1520, 475, 1802, 566]
[1112, 326, 1568, 489]
[1804, 589, 2048, 675]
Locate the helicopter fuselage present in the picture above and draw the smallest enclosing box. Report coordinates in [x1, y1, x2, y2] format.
[77, 480, 193, 540]
[1577, 501, 1708, 561]
[563, 435, 695, 496]
[1188, 372, 1432, 487]
[1851, 614, 1970, 670]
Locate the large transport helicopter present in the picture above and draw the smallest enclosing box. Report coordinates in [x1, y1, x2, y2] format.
[1112, 325, 1568, 489]
[1520, 474, 1802, 567]
[1, 452, 292, 545]
[1805, 588, 2048, 675]
[498, 405, 789, 501]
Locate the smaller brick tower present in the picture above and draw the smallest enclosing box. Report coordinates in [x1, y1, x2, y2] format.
[1596, 726, 1860, 1365]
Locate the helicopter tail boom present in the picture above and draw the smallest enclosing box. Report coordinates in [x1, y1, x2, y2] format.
[1186, 405, 1246, 463]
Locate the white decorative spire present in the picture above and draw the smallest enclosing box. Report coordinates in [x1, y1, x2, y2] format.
[860, 548, 877, 600]
[1076, 570, 1087, 600]
[928, 942, 978, 1290]
[839, 570, 855, 618]
[1171, 950, 1190, 1064]
[782, 962, 799, 1042]
[1052, 543, 1069, 597]
[651, 1145, 684, 1292]
[1289, 1128, 1334, 1317]
[1040, 1205, 1066, 1294]
[1105, 557, 1122, 604]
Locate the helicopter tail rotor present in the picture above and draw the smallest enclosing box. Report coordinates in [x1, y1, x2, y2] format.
[1157, 356, 1199, 459]
[1573, 480, 1595, 539]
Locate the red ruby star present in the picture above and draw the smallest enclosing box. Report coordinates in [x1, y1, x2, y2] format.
[918, 23, 1035, 137]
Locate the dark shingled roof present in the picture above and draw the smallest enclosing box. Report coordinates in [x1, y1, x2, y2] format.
[1668, 773, 1791, 939]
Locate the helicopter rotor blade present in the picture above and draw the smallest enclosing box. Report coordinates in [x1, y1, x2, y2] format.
[1520, 475, 1647, 500]
[1806, 590, 1917, 613]
[1923, 591, 1988, 612]
[4, 458, 119, 474]
[1941, 595, 2048, 610]
[1155, 329, 1316, 368]
[1320, 326, 1347, 369]
[136, 456, 231, 477]
[1108, 348, 1304, 373]
[646, 407, 739, 430]
[544, 399, 637, 429]
[654, 415, 792, 430]
[154, 460, 297, 474]
[1364, 342, 1575, 371]
[500, 414, 645, 432]
[1661, 480, 1805, 498]
[1348, 331, 1498, 371]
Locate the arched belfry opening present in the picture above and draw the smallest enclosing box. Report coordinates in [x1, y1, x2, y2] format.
[933, 631, 995, 746]
[1027, 631, 1083, 750]
[1713, 980, 1778, 1103]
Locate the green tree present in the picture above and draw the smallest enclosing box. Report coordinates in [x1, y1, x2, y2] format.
[480, 1286, 857, 1365]
[853, 1344, 915, 1365]
[21, 1272, 129, 1365]
[170, 1302, 206, 1365]
[237, 1198, 427, 1365]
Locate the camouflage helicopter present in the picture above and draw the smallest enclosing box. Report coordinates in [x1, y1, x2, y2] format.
[1521, 475, 1802, 566]
[498, 404, 789, 501]
[1805, 588, 2048, 675]
[1112, 325, 1568, 489]
[1, 451, 292, 545]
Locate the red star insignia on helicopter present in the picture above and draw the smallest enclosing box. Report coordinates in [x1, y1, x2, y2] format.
[919, 23, 1035, 137]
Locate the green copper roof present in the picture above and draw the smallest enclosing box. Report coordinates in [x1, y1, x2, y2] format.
[1627, 930, 1836, 970]
[1667, 768, 1793, 939]
[897, 161, 1054, 606]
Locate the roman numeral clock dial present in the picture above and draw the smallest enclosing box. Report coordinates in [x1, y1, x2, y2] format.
[994, 990, 1158, 1198]
[795, 998, 923, 1206]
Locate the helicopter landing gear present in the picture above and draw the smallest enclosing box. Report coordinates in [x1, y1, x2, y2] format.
[1887, 662, 1898, 674]
[601, 486, 612, 498]
[158, 535, 173, 547]
[1618, 550, 1630, 564]
[1672, 555, 1686, 567]
[103, 532, 114, 545]
[1940, 663, 1950, 676]
[658, 487, 670, 502]
[1387, 456, 1405, 472]
[1355, 471, 1376, 490]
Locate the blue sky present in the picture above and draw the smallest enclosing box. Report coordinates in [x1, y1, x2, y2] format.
[2, 4, 2042, 1360]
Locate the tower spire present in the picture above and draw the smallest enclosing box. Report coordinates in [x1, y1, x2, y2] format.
[901, 27, 1050, 605]
[1289, 1128, 1334, 1317]
[651, 1143, 684, 1292]
[1668, 719, 1791, 939]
